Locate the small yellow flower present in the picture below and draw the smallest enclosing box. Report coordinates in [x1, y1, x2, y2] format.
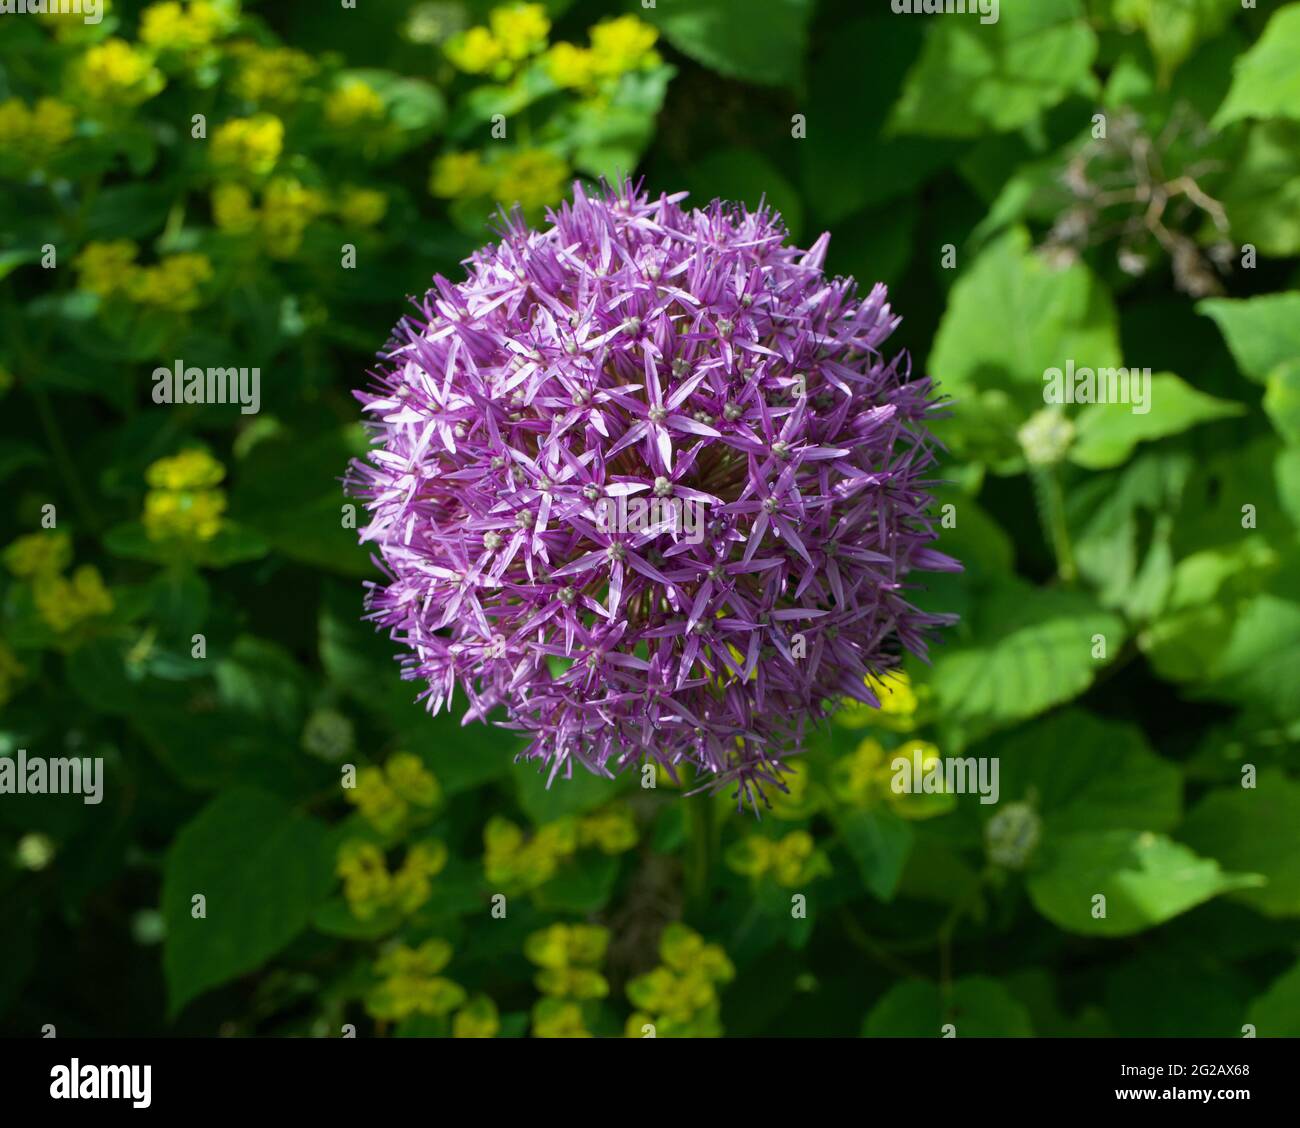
[659, 923, 734, 983]
[385, 752, 440, 807]
[545, 42, 596, 90]
[336, 186, 388, 228]
[34, 565, 114, 633]
[429, 150, 494, 199]
[831, 736, 888, 805]
[211, 182, 258, 234]
[75, 39, 164, 106]
[228, 42, 318, 103]
[389, 840, 449, 912]
[492, 148, 568, 212]
[146, 448, 225, 491]
[444, 25, 506, 75]
[368, 941, 466, 1022]
[345, 765, 408, 835]
[5, 532, 73, 579]
[126, 253, 213, 311]
[588, 15, 660, 79]
[336, 840, 393, 919]
[886, 739, 957, 820]
[0, 98, 78, 162]
[32, 98, 77, 147]
[140, 1, 228, 53]
[325, 78, 385, 128]
[74, 240, 140, 298]
[259, 176, 328, 258]
[531, 998, 589, 1038]
[488, 3, 550, 61]
[524, 923, 609, 971]
[453, 995, 500, 1038]
[835, 669, 920, 731]
[577, 806, 637, 853]
[378, 938, 454, 980]
[142, 487, 227, 542]
[211, 114, 284, 178]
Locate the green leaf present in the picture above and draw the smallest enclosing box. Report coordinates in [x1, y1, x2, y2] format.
[1213, 4, 1300, 128]
[889, 0, 1098, 138]
[1198, 292, 1300, 383]
[832, 806, 914, 902]
[1069, 372, 1244, 469]
[567, 68, 673, 182]
[799, 16, 963, 220]
[1263, 359, 1300, 445]
[162, 789, 334, 1014]
[1026, 829, 1263, 937]
[931, 581, 1126, 736]
[1246, 960, 1300, 1036]
[645, 0, 813, 87]
[532, 852, 620, 914]
[1180, 771, 1300, 918]
[1194, 594, 1300, 723]
[231, 426, 371, 577]
[863, 977, 1032, 1037]
[930, 227, 1122, 406]
[1217, 121, 1300, 256]
[1123, 0, 1240, 84]
[987, 710, 1182, 834]
[1278, 447, 1300, 524]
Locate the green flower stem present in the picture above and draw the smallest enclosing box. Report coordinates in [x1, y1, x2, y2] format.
[685, 794, 716, 906]
[1031, 463, 1076, 585]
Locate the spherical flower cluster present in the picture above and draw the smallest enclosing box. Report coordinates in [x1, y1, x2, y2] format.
[348, 181, 959, 807]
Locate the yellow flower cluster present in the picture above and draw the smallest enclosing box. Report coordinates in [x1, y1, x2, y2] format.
[143, 449, 227, 543]
[336, 186, 388, 228]
[834, 669, 922, 732]
[525, 923, 610, 1002]
[74, 241, 213, 312]
[345, 752, 441, 836]
[726, 829, 830, 887]
[366, 940, 466, 1023]
[831, 736, 955, 820]
[140, 1, 235, 55]
[625, 924, 734, 1038]
[211, 114, 284, 178]
[336, 838, 448, 920]
[429, 147, 569, 212]
[545, 15, 661, 92]
[259, 177, 330, 257]
[212, 178, 332, 258]
[227, 41, 318, 103]
[74, 39, 165, 106]
[452, 994, 500, 1039]
[325, 78, 385, 128]
[4, 530, 73, 578]
[6, 532, 114, 635]
[0, 639, 26, 708]
[445, 3, 550, 79]
[0, 98, 77, 164]
[127, 253, 214, 311]
[484, 806, 636, 892]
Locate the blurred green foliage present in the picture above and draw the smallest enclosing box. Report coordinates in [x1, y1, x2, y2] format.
[1, 0, 1299, 1038]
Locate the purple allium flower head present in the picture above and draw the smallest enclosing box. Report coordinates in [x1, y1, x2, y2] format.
[348, 180, 960, 808]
